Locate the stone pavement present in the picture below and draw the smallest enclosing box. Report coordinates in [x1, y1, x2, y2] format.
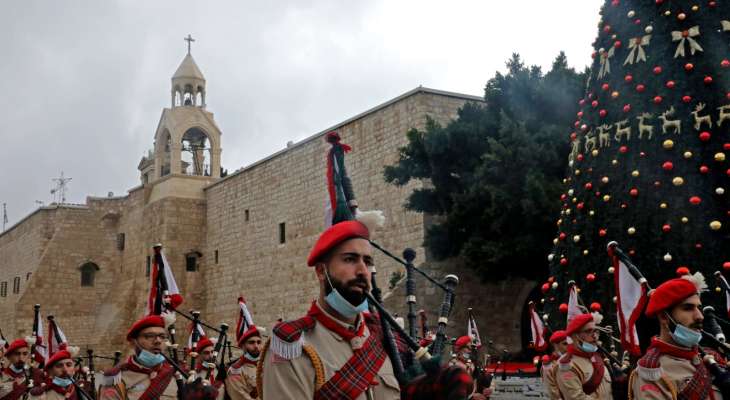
[489, 376, 549, 399]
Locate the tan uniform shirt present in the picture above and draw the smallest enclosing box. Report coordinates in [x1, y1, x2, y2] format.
[541, 361, 561, 400]
[261, 304, 401, 399]
[556, 353, 612, 400]
[29, 385, 81, 400]
[225, 360, 258, 400]
[0, 367, 29, 400]
[97, 360, 178, 400]
[630, 353, 723, 400]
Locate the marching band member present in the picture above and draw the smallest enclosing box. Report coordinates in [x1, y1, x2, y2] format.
[0, 339, 34, 400]
[225, 326, 262, 400]
[557, 313, 612, 399]
[542, 330, 568, 400]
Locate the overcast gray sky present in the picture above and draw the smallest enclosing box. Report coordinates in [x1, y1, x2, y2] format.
[0, 0, 602, 227]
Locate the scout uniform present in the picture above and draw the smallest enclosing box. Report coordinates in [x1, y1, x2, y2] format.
[192, 338, 224, 400]
[225, 326, 262, 400]
[0, 339, 34, 400]
[556, 314, 612, 400]
[29, 350, 86, 400]
[541, 330, 567, 400]
[97, 315, 179, 400]
[630, 273, 723, 400]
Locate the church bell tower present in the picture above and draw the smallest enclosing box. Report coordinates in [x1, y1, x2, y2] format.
[138, 36, 223, 200]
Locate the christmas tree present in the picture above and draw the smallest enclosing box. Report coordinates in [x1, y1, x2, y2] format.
[544, 0, 730, 345]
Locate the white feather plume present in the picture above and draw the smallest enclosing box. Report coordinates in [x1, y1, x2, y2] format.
[355, 209, 385, 233]
[682, 271, 708, 292]
[591, 312, 604, 325]
[210, 337, 218, 345]
[24, 336, 35, 346]
[67, 346, 80, 357]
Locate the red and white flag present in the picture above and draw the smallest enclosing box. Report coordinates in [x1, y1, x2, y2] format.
[32, 313, 47, 363]
[718, 274, 730, 318]
[46, 318, 68, 359]
[529, 303, 547, 352]
[611, 249, 648, 356]
[467, 310, 482, 348]
[235, 296, 254, 343]
[186, 322, 206, 351]
[146, 245, 183, 315]
[567, 284, 582, 325]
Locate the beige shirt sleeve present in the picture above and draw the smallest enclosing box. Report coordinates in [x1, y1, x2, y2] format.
[99, 369, 178, 400]
[0, 374, 17, 399]
[225, 363, 258, 400]
[556, 357, 612, 400]
[557, 367, 596, 400]
[542, 364, 561, 400]
[629, 369, 674, 400]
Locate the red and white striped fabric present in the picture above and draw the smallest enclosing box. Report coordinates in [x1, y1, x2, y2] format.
[46, 318, 68, 359]
[611, 250, 647, 356]
[529, 303, 547, 351]
[33, 314, 47, 363]
[236, 296, 254, 343]
[567, 284, 582, 325]
[146, 246, 183, 315]
[186, 323, 207, 351]
[467, 312, 482, 348]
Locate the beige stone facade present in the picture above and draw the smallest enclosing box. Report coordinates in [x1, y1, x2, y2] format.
[0, 52, 535, 361]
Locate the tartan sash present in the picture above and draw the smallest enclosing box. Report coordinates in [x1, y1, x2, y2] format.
[313, 314, 388, 400]
[126, 361, 175, 400]
[677, 362, 713, 400]
[581, 354, 606, 395]
[642, 339, 714, 400]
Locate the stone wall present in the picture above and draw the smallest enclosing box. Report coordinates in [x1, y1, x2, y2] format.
[201, 90, 476, 332]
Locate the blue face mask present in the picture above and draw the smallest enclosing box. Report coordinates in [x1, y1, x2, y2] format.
[244, 352, 260, 362]
[323, 270, 368, 319]
[667, 314, 702, 348]
[136, 349, 165, 368]
[52, 377, 73, 388]
[9, 364, 24, 374]
[578, 341, 598, 353]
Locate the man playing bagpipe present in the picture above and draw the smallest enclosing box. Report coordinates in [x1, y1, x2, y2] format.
[0, 338, 36, 400]
[449, 336, 475, 373]
[98, 314, 183, 400]
[191, 338, 224, 400]
[557, 313, 613, 399]
[629, 272, 727, 399]
[29, 349, 84, 400]
[541, 330, 568, 400]
[225, 326, 262, 400]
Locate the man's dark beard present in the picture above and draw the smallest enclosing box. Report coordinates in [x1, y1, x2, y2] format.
[247, 350, 260, 358]
[325, 273, 368, 306]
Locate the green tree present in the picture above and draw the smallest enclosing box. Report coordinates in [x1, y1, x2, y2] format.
[384, 53, 586, 280]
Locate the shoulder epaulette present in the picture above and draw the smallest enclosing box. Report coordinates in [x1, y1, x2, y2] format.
[270, 315, 316, 360]
[99, 366, 123, 386]
[636, 347, 662, 381]
[558, 352, 573, 371]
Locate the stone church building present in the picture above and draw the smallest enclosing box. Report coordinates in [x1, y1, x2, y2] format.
[0, 51, 537, 358]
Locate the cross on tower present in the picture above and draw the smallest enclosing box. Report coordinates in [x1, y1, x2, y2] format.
[184, 34, 195, 55]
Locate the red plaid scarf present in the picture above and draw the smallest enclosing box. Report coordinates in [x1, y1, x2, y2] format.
[309, 302, 388, 400]
[645, 338, 714, 400]
[566, 345, 605, 395]
[124, 356, 175, 400]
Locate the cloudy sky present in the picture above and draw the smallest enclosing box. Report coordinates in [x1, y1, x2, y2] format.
[0, 0, 602, 227]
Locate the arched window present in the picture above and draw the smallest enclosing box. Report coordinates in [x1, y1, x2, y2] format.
[80, 262, 100, 287]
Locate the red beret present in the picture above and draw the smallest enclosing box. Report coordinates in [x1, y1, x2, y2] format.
[6, 339, 29, 355]
[646, 277, 698, 318]
[541, 354, 552, 364]
[307, 221, 370, 266]
[454, 336, 472, 350]
[565, 314, 594, 336]
[549, 330, 567, 344]
[194, 337, 214, 354]
[238, 326, 261, 346]
[127, 315, 165, 341]
[45, 350, 72, 371]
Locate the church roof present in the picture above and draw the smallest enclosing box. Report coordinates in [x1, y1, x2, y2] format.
[173, 54, 205, 81]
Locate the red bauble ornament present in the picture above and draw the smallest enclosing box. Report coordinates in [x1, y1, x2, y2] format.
[700, 165, 709, 174]
[689, 196, 702, 205]
[614, 40, 622, 49]
[723, 261, 730, 271]
[636, 84, 646, 92]
[682, 95, 692, 103]
[695, 243, 703, 250]
[625, 74, 633, 83]
[603, 25, 612, 33]
[666, 80, 675, 89]
[685, 63, 694, 71]
[586, 273, 596, 282]
[662, 161, 674, 171]
[577, 202, 584, 210]
[653, 96, 663, 104]
[570, 132, 577, 140]
[722, 59, 730, 68]
[623, 104, 631, 113]
[559, 303, 569, 313]
[727, 168, 730, 176]
[699, 131, 711, 142]
[653, 66, 662, 74]
[585, 182, 593, 190]
[577, 111, 584, 118]
[704, 76, 714, 85]
[560, 258, 568, 266]
[559, 232, 567, 240]
[676, 266, 690, 276]
[590, 302, 602, 312]
[630, 188, 639, 197]
[599, 109, 607, 118]
[724, 143, 730, 151]
[591, 100, 599, 108]
[662, 224, 671, 233]
[560, 194, 567, 201]
[619, 145, 628, 154]
[655, 0, 664, 4]
[599, 228, 607, 237]
[541, 283, 550, 293]
[601, 83, 610, 91]
[577, 154, 584, 161]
